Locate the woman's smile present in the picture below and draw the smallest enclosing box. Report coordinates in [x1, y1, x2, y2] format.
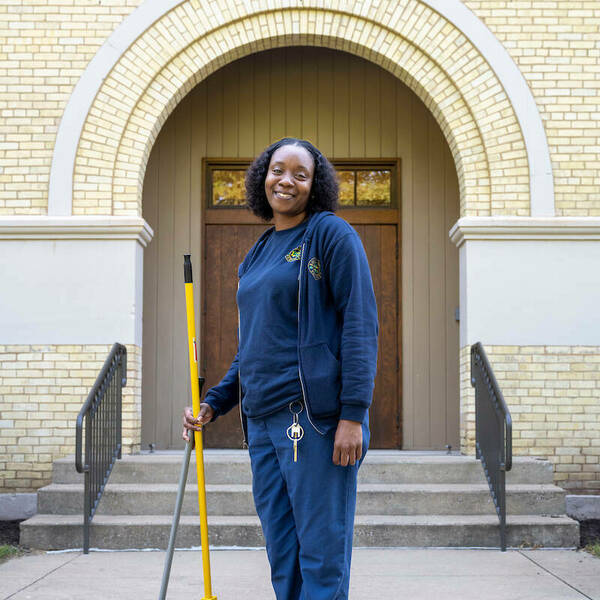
[274, 191, 295, 200]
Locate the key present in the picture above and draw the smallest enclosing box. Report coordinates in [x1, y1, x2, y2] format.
[292, 423, 304, 462]
[286, 421, 304, 462]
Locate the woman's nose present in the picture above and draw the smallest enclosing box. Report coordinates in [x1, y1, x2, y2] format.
[278, 173, 293, 187]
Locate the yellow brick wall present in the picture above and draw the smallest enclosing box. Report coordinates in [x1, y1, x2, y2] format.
[0, 344, 141, 493]
[1, 1, 599, 217]
[461, 345, 600, 492]
[0, 0, 144, 215]
[463, 1, 600, 216]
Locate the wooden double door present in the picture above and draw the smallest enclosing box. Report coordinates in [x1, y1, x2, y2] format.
[201, 208, 400, 448]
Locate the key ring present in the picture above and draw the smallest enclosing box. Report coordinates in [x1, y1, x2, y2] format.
[288, 400, 303, 416]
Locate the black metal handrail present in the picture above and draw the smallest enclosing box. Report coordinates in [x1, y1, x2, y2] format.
[471, 342, 512, 551]
[75, 342, 127, 553]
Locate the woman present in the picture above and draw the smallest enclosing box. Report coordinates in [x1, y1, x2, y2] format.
[183, 138, 378, 600]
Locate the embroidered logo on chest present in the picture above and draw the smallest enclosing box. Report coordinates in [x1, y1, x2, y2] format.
[308, 257, 322, 280]
[285, 246, 302, 262]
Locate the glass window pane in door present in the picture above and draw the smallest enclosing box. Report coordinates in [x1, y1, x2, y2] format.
[211, 170, 246, 206]
[356, 170, 391, 206]
[337, 170, 355, 206]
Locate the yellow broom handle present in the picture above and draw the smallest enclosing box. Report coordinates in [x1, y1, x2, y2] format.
[184, 254, 217, 600]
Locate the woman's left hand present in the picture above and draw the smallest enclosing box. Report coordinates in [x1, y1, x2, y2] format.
[332, 419, 363, 466]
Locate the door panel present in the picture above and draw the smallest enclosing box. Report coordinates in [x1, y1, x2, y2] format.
[353, 224, 399, 448]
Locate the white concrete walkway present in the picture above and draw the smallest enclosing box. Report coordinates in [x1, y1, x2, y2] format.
[1, 547, 599, 600]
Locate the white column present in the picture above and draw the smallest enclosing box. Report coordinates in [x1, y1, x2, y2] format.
[0, 217, 153, 345]
[450, 217, 600, 346]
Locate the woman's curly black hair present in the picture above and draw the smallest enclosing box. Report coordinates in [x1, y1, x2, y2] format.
[245, 137, 339, 221]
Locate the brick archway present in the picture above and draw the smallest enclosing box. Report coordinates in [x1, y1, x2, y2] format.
[48, 1, 555, 219]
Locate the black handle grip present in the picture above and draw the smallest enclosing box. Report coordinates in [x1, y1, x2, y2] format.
[184, 254, 193, 283]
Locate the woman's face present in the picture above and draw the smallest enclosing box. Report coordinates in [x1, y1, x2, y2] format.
[264, 144, 315, 220]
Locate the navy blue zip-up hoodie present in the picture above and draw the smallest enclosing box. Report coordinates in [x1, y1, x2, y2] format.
[204, 210, 379, 443]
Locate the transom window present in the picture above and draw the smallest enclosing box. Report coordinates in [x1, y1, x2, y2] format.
[206, 160, 397, 208]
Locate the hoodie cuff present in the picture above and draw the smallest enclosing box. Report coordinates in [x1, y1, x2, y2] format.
[340, 404, 367, 424]
[203, 396, 221, 422]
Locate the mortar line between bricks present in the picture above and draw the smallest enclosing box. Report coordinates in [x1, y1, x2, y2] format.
[517, 550, 594, 600]
[2, 552, 82, 600]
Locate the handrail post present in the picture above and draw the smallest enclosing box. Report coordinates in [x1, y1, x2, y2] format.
[471, 342, 512, 552]
[117, 357, 123, 459]
[500, 467, 506, 551]
[84, 412, 91, 554]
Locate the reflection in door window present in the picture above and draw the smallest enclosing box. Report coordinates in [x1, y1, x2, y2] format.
[336, 169, 392, 206]
[211, 169, 246, 206]
[356, 170, 391, 206]
[337, 170, 355, 206]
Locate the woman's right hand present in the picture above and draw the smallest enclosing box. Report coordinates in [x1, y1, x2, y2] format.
[182, 403, 215, 442]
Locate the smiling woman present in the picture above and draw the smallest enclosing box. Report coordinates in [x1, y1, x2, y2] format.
[182, 137, 379, 600]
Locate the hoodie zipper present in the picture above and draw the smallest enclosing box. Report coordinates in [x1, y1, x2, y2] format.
[237, 278, 248, 448]
[297, 241, 325, 436]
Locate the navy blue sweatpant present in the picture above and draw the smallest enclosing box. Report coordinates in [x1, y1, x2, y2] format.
[247, 402, 370, 600]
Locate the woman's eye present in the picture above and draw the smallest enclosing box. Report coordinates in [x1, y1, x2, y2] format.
[296, 173, 306, 180]
[272, 168, 282, 174]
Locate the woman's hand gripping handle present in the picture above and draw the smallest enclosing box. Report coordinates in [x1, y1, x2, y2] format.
[182, 403, 215, 442]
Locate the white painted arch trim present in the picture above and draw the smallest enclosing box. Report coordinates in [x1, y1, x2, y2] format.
[0, 216, 154, 246]
[449, 216, 600, 247]
[48, 0, 555, 217]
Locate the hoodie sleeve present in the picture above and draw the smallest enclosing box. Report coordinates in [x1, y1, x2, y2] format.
[203, 350, 240, 420]
[324, 230, 379, 423]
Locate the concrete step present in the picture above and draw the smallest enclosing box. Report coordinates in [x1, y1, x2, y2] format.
[37, 482, 568, 517]
[20, 514, 579, 550]
[51, 452, 555, 485]
[24, 452, 572, 550]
